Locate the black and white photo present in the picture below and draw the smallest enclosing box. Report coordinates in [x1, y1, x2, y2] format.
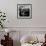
[17, 4, 32, 19]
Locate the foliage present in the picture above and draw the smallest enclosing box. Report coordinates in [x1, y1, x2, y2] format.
[0, 11, 6, 28]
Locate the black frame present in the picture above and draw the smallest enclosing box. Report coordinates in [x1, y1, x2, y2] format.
[17, 4, 32, 19]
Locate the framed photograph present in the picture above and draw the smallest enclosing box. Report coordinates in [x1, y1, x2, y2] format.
[17, 4, 32, 19]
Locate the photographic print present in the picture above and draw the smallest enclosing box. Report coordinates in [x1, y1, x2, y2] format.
[17, 4, 32, 19]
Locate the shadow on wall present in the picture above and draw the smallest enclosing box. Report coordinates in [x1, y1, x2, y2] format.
[13, 40, 21, 46]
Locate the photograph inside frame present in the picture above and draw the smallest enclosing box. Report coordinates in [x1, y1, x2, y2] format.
[17, 4, 32, 19]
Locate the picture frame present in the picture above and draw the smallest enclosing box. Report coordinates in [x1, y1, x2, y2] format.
[17, 4, 32, 19]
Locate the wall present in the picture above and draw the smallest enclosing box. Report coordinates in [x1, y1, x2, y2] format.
[0, 0, 46, 27]
[0, 0, 46, 46]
